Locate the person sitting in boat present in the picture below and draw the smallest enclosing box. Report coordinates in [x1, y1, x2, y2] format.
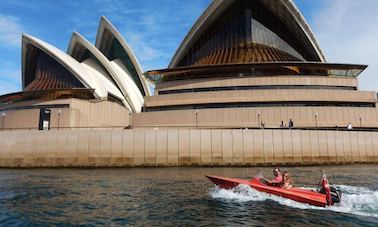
[280, 172, 293, 189]
[261, 168, 282, 186]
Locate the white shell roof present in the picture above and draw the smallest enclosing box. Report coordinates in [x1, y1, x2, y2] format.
[95, 16, 151, 96]
[67, 32, 143, 112]
[22, 34, 108, 100]
[80, 58, 129, 109]
[169, 0, 326, 68]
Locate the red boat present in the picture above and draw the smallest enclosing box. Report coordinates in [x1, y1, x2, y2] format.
[206, 175, 341, 207]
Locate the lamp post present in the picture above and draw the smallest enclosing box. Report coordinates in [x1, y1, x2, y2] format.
[57, 110, 62, 130]
[129, 112, 132, 128]
[195, 110, 199, 128]
[314, 113, 318, 128]
[358, 116, 362, 128]
[1, 112, 5, 130]
[257, 112, 261, 128]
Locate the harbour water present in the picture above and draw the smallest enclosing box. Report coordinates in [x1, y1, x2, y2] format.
[0, 165, 377, 226]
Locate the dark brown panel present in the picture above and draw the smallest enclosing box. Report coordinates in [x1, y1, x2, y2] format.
[176, 0, 318, 67]
[24, 46, 84, 91]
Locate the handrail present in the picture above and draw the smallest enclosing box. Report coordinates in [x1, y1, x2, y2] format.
[1, 126, 378, 132]
[0, 126, 126, 131]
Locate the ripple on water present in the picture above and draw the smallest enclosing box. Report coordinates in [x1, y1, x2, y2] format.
[210, 184, 378, 218]
[0, 166, 377, 226]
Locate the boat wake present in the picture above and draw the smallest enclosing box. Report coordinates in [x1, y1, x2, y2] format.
[209, 184, 378, 218]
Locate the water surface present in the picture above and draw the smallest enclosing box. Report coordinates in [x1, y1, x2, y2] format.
[0, 165, 377, 226]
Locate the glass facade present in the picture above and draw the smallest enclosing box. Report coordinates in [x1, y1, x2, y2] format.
[251, 18, 304, 61]
[147, 102, 376, 112]
[150, 63, 366, 82]
[158, 85, 356, 95]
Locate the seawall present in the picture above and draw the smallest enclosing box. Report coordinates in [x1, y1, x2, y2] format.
[0, 128, 377, 167]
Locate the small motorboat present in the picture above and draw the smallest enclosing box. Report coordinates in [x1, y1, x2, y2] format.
[206, 174, 341, 207]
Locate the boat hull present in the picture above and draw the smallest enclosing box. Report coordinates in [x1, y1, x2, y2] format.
[206, 175, 328, 207]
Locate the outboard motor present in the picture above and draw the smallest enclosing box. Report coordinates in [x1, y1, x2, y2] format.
[319, 174, 342, 206]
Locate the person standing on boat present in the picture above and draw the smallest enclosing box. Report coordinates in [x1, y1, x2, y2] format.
[261, 168, 282, 186]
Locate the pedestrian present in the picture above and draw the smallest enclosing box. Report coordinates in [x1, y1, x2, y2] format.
[289, 119, 294, 128]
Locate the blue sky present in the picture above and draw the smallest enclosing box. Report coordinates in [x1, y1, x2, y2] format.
[1, 0, 378, 95]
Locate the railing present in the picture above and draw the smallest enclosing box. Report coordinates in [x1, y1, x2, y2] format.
[2, 126, 378, 132]
[0, 126, 126, 131]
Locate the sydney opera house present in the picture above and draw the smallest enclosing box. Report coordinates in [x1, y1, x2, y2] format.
[0, 0, 377, 167]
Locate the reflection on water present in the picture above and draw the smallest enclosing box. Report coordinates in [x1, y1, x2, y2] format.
[0, 165, 377, 226]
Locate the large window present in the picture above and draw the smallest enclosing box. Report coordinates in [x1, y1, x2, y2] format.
[251, 18, 304, 61]
[146, 102, 376, 112]
[158, 85, 356, 95]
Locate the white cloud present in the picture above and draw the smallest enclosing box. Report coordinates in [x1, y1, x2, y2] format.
[0, 69, 21, 95]
[2, 70, 20, 80]
[0, 80, 19, 95]
[311, 0, 378, 91]
[125, 32, 160, 62]
[0, 15, 23, 46]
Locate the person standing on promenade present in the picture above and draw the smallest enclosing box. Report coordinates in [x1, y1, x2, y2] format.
[289, 119, 294, 128]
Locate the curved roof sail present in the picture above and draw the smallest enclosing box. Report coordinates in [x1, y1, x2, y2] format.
[22, 34, 109, 100]
[169, 0, 326, 68]
[79, 58, 130, 110]
[67, 32, 143, 112]
[95, 16, 150, 96]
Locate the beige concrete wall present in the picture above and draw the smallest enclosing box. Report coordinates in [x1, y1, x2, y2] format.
[0, 128, 377, 167]
[133, 106, 378, 128]
[145, 89, 376, 107]
[0, 98, 129, 130]
[0, 109, 40, 129]
[0, 99, 72, 112]
[157, 76, 358, 92]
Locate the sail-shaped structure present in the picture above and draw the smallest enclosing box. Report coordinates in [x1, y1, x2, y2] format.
[67, 32, 139, 111]
[96, 16, 150, 97]
[0, 0, 376, 130]
[22, 34, 108, 100]
[0, 15, 151, 130]
[14, 17, 149, 113]
[139, 0, 375, 130]
[170, 0, 326, 68]
[1, 0, 378, 167]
